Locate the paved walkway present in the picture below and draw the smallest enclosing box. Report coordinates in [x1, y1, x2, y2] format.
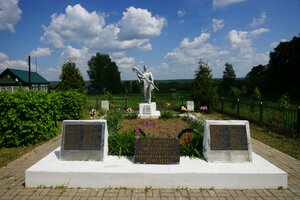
[0, 133, 299, 200]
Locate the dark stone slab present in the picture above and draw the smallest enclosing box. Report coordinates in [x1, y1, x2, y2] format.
[210, 125, 248, 150]
[135, 138, 180, 164]
[63, 124, 103, 150]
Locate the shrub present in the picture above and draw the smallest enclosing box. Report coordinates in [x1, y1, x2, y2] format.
[106, 109, 123, 134]
[108, 130, 135, 156]
[51, 91, 86, 120]
[0, 90, 58, 147]
[159, 111, 178, 120]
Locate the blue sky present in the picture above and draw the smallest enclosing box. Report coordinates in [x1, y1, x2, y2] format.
[0, 0, 299, 81]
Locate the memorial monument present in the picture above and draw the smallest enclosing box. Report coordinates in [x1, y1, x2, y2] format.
[132, 65, 160, 118]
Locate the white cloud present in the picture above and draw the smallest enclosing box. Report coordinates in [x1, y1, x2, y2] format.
[115, 56, 135, 68]
[0, 0, 22, 32]
[30, 47, 52, 57]
[156, 33, 230, 79]
[112, 51, 125, 58]
[0, 52, 8, 62]
[213, 0, 246, 9]
[212, 19, 224, 32]
[250, 12, 266, 28]
[249, 28, 270, 38]
[270, 38, 287, 48]
[41, 4, 105, 48]
[0, 59, 27, 70]
[117, 7, 166, 41]
[178, 10, 186, 17]
[61, 45, 88, 61]
[228, 30, 251, 48]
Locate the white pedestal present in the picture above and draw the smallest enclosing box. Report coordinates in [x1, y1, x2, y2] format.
[138, 102, 160, 119]
[25, 148, 287, 189]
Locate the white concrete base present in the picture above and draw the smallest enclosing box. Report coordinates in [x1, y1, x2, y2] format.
[138, 102, 161, 119]
[25, 147, 287, 189]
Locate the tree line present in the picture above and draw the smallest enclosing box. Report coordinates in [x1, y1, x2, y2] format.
[59, 35, 300, 106]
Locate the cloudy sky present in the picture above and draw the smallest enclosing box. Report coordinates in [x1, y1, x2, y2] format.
[0, 0, 299, 81]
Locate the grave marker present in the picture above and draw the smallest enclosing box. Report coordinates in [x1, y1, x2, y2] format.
[135, 138, 180, 164]
[187, 101, 194, 111]
[101, 100, 109, 111]
[203, 120, 252, 163]
[60, 120, 108, 161]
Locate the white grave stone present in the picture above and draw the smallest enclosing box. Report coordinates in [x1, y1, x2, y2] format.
[101, 100, 109, 111]
[60, 120, 108, 161]
[138, 102, 161, 119]
[203, 120, 252, 163]
[187, 101, 194, 111]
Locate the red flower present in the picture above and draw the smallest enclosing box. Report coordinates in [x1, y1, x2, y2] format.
[186, 136, 191, 143]
[179, 141, 185, 146]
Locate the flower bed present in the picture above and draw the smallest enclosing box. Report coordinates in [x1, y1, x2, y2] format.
[104, 109, 205, 158]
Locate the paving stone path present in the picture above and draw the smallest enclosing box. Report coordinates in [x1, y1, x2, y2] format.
[0, 133, 299, 200]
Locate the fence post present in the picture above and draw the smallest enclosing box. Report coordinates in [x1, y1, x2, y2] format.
[297, 106, 300, 138]
[221, 97, 224, 113]
[259, 102, 263, 125]
[237, 99, 240, 119]
[124, 97, 128, 110]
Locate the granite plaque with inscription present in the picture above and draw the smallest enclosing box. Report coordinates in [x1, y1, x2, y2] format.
[203, 120, 252, 163]
[135, 138, 180, 164]
[210, 125, 248, 150]
[60, 120, 108, 161]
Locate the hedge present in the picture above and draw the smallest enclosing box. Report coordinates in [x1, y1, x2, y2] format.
[0, 89, 87, 147]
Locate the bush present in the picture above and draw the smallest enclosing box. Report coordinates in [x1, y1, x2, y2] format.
[51, 91, 86, 120]
[159, 111, 178, 120]
[106, 109, 123, 134]
[0, 90, 58, 147]
[108, 130, 135, 156]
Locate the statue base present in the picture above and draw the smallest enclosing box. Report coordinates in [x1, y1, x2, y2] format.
[138, 102, 161, 119]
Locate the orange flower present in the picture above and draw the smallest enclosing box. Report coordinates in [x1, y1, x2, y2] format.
[179, 141, 185, 146]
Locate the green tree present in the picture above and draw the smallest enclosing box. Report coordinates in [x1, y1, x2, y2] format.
[60, 61, 85, 93]
[87, 53, 121, 94]
[222, 63, 236, 92]
[245, 64, 267, 94]
[191, 60, 218, 113]
[266, 36, 300, 96]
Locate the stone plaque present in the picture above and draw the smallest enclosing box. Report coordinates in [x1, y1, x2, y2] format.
[203, 120, 252, 163]
[187, 101, 194, 111]
[101, 100, 109, 111]
[144, 105, 151, 115]
[60, 120, 108, 161]
[135, 138, 180, 164]
[210, 125, 248, 150]
[64, 124, 102, 150]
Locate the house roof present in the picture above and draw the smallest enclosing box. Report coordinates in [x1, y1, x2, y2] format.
[0, 68, 48, 84]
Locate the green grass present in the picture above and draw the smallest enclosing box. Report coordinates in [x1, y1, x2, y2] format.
[0, 144, 41, 168]
[0, 122, 62, 168]
[206, 112, 300, 160]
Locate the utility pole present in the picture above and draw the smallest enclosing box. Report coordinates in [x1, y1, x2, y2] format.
[28, 56, 31, 90]
[35, 56, 37, 73]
